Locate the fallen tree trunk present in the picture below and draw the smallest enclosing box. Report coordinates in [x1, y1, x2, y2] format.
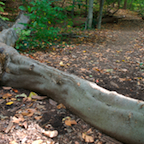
[0, 43, 144, 144]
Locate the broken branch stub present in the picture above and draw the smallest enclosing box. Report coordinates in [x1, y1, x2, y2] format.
[0, 42, 144, 144]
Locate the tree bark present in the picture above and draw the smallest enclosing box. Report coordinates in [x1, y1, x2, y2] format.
[123, 0, 127, 9]
[0, 43, 144, 144]
[97, 0, 104, 29]
[87, 0, 94, 28]
[118, 0, 121, 8]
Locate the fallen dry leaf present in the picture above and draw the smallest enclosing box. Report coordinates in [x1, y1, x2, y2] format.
[137, 81, 140, 85]
[29, 92, 37, 98]
[63, 57, 68, 61]
[32, 140, 43, 144]
[2, 87, 12, 90]
[37, 105, 45, 109]
[75, 141, 79, 144]
[21, 110, 30, 116]
[43, 130, 58, 138]
[110, 81, 119, 88]
[59, 61, 65, 67]
[6, 101, 14, 105]
[65, 119, 77, 126]
[12, 115, 24, 124]
[9, 141, 18, 144]
[34, 116, 42, 120]
[121, 69, 128, 72]
[12, 89, 18, 93]
[82, 133, 94, 143]
[3, 93, 12, 99]
[57, 103, 66, 109]
[21, 109, 36, 117]
[119, 78, 126, 82]
[31, 95, 47, 100]
[81, 68, 87, 71]
[23, 121, 28, 129]
[87, 128, 93, 134]
[23, 97, 32, 102]
[11, 98, 16, 101]
[49, 99, 57, 106]
[92, 67, 101, 72]
[62, 116, 70, 121]
[16, 93, 27, 98]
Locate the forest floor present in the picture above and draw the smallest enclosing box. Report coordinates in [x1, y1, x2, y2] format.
[22, 9, 144, 101]
[0, 5, 144, 144]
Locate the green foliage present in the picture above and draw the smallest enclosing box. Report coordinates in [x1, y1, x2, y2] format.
[15, 29, 31, 50]
[105, 0, 117, 5]
[17, 0, 67, 50]
[0, 2, 9, 21]
[130, 0, 144, 16]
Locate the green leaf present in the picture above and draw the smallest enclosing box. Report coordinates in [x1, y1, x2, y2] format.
[29, 92, 38, 98]
[15, 93, 27, 98]
[19, 6, 26, 11]
[0, 2, 5, 5]
[0, 7, 4, 12]
[16, 45, 20, 49]
[0, 15, 9, 21]
[30, 1, 36, 6]
[27, 6, 31, 13]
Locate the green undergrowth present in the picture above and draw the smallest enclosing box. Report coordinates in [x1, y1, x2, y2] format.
[15, 0, 74, 52]
[0, 2, 9, 21]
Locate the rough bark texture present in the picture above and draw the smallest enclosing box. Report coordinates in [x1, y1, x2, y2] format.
[0, 43, 144, 144]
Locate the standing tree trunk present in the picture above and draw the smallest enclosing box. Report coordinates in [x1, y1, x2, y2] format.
[123, 0, 127, 9]
[97, 0, 104, 29]
[118, 0, 121, 8]
[87, 0, 94, 28]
